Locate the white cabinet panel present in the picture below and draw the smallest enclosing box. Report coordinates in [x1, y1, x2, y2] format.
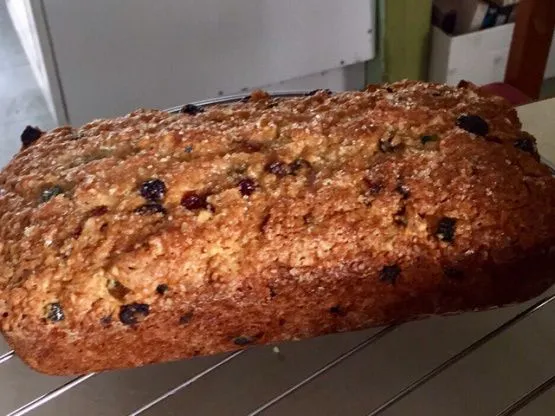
[43, 0, 375, 124]
[261, 62, 367, 93]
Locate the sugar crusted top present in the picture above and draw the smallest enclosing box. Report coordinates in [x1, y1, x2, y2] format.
[0, 80, 553, 332]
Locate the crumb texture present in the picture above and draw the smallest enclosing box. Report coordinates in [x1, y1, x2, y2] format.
[1, 81, 554, 375]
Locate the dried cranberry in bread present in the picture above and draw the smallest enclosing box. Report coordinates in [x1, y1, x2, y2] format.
[0, 81, 554, 375]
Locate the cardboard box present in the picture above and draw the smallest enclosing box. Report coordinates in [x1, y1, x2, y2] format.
[429, 23, 555, 85]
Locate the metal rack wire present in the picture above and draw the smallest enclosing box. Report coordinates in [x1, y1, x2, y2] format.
[1, 92, 554, 416]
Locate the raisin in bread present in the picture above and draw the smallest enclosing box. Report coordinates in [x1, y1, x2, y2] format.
[1, 81, 554, 375]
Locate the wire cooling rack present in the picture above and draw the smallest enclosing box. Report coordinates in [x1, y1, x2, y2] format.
[1, 92, 554, 416]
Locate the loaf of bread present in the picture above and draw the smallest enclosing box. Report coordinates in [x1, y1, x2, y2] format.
[1, 81, 554, 375]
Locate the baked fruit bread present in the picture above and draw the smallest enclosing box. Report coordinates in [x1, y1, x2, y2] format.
[1, 81, 554, 375]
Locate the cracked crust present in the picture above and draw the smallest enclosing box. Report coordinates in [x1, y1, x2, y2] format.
[1, 81, 555, 375]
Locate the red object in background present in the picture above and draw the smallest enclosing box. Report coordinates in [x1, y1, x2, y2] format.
[479, 82, 533, 106]
[504, 0, 555, 100]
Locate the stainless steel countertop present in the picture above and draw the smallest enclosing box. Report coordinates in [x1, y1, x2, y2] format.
[1, 98, 555, 416]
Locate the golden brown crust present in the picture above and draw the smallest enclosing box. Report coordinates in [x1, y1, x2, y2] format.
[1, 81, 555, 375]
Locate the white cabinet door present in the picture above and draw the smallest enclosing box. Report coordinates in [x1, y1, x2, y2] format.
[42, 0, 375, 124]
